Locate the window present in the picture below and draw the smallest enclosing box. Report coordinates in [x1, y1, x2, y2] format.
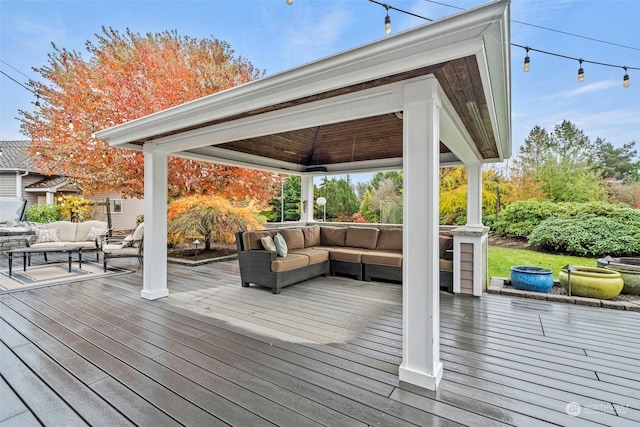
[112, 199, 122, 214]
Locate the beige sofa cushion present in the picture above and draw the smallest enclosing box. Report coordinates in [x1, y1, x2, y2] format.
[44, 221, 77, 242]
[439, 235, 453, 258]
[329, 248, 367, 263]
[345, 227, 379, 249]
[376, 229, 402, 251]
[75, 220, 108, 241]
[361, 250, 403, 267]
[303, 225, 321, 247]
[271, 253, 309, 272]
[440, 258, 453, 271]
[289, 248, 329, 264]
[320, 226, 346, 246]
[280, 228, 305, 250]
[34, 228, 60, 244]
[243, 231, 274, 251]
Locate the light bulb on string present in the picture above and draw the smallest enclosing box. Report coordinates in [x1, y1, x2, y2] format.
[68, 114, 74, 130]
[523, 47, 530, 72]
[286, 0, 293, 4]
[34, 95, 41, 113]
[623, 67, 630, 88]
[91, 125, 96, 139]
[577, 59, 584, 83]
[384, 5, 391, 35]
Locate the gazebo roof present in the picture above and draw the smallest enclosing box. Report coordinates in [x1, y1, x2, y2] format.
[97, 0, 510, 174]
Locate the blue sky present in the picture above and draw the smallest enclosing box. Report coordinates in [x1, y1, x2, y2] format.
[1, 0, 639, 179]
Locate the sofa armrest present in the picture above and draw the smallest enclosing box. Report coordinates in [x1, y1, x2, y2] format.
[238, 250, 277, 269]
[444, 249, 453, 261]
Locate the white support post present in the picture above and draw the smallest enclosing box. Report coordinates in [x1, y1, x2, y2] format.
[466, 163, 483, 228]
[399, 77, 443, 391]
[300, 175, 314, 223]
[141, 143, 169, 300]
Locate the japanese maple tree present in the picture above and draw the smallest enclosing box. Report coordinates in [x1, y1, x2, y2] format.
[19, 27, 280, 204]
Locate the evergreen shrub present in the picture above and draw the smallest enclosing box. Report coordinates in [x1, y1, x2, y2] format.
[528, 215, 640, 257]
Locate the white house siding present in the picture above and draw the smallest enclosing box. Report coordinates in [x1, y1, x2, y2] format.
[0, 172, 17, 197]
[89, 191, 144, 232]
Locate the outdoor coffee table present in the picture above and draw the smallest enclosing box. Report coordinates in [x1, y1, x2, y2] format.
[6, 246, 83, 277]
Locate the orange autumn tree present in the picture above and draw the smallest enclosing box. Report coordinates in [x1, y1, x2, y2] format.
[167, 195, 263, 250]
[19, 27, 278, 204]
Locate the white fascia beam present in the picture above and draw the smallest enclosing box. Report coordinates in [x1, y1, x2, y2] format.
[438, 85, 483, 166]
[153, 83, 405, 153]
[176, 147, 404, 176]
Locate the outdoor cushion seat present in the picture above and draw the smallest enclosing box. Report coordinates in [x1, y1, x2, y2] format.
[271, 253, 309, 272]
[361, 250, 403, 267]
[329, 248, 367, 263]
[289, 248, 329, 264]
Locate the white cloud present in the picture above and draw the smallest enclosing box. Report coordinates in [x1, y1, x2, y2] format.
[566, 80, 619, 96]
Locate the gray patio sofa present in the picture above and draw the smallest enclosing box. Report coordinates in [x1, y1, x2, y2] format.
[235, 225, 454, 294]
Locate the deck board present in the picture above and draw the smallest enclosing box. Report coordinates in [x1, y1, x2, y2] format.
[1, 255, 639, 426]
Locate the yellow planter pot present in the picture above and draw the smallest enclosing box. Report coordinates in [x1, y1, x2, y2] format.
[559, 266, 624, 300]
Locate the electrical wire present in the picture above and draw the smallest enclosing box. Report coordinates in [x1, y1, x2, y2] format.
[423, 0, 640, 51]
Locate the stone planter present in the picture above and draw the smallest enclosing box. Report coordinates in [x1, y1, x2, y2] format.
[510, 266, 554, 293]
[559, 266, 623, 300]
[597, 257, 640, 295]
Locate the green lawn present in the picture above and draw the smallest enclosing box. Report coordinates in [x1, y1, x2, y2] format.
[488, 245, 596, 280]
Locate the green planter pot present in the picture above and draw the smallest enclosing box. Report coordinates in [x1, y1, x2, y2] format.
[597, 257, 640, 295]
[559, 266, 623, 300]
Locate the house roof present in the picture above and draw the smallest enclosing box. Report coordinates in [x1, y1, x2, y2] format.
[0, 140, 37, 172]
[97, 0, 511, 174]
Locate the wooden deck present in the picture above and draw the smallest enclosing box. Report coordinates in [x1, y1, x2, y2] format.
[1, 255, 639, 426]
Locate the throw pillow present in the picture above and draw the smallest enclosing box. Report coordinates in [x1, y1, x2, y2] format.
[261, 236, 277, 252]
[273, 233, 288, 257]
[36, 228, 60, 244]
[86, 227, 108, 241]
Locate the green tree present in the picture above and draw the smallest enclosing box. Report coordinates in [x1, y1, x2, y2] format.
[512, 121, 604, 203]
[537, 158, 603, 202]
[592, 138, 639, 182]
[515, 125, 553, 173]
[359, 190, 379, 222]
[316, 176, 359, 221]
[371, 177, 403, 223]
[269, 175, 301, 222]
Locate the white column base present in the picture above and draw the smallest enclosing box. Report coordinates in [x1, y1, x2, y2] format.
[141, 288, 169, 300]
[399, 362, 443, 391]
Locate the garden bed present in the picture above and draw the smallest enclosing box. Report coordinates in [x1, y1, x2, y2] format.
[168, 243, 237, 265]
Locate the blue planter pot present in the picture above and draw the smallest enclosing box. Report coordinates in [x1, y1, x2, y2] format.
[510, 266, 554, 293]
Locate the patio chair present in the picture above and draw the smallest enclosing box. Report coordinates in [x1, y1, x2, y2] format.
[102, 222, 144, 271]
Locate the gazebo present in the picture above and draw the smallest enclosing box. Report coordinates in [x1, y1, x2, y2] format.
[97, 0, 511, 391]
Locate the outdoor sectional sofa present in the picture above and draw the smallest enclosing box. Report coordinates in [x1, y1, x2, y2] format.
[235, 225, 454, 294]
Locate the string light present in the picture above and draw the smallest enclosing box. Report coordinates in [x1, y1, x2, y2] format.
[523, 47, 531, 72]
[91, 125, 97, 138]
[384, 5, 391, 35]
[623, 67, 630, 88]
[577, 59, 584, 83]
[68, 113, 74, 130]
[285, 0, 293, 5]
[34, 95, 42, 113]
